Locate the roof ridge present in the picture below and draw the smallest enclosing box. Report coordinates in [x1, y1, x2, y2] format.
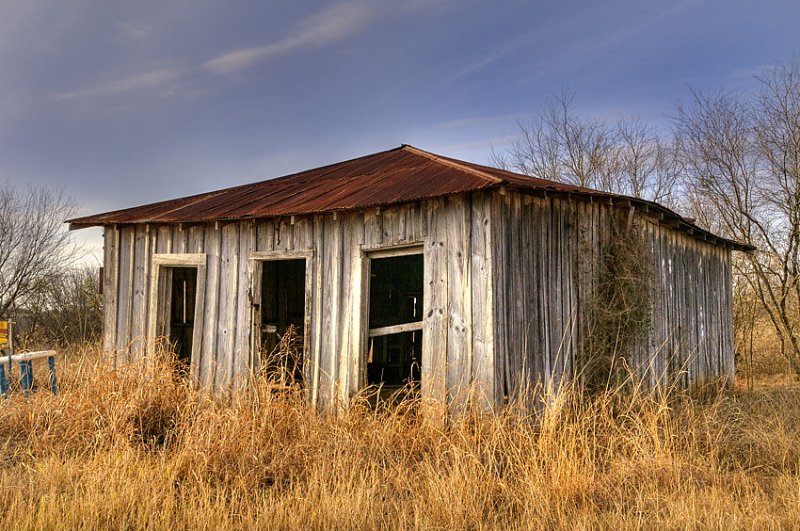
[401, 145, 505, 185]
[66, 146, 411, 225]
[207, 144, 407, 193]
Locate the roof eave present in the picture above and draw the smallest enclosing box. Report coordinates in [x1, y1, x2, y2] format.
[501, 183, 754, 252]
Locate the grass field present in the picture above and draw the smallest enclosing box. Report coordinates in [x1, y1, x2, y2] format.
[1, 348, 799, 530]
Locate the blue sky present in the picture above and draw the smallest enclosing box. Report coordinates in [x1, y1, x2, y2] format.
[1, 0, 798, 263]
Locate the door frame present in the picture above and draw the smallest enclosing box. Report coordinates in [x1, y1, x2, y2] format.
[250, 250, 313, 381]
[361, 244, 424, 389]
[147, 253, 207, 380]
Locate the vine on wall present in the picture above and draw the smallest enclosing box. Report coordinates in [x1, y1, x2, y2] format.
[582, 211, 655, 394]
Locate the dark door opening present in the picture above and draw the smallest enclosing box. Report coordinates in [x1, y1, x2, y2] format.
[259, 259, 307, 384]
[367, 253, 423, 399]
[168, 267, 197, 368]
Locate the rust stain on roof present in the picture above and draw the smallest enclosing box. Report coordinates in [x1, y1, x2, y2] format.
[68, 145, 588, 225]
[67, 144, 752, 251]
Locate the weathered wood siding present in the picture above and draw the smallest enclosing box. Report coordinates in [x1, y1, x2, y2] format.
[493, 191, 735, 397]
[638, 218, 735, 388]
[101, 189, 734, 410]
[101, 193, 498, 408]
[491, 193, 579, 400]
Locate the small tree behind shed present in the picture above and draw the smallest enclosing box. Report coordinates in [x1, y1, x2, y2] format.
[0, 183, 78, 318]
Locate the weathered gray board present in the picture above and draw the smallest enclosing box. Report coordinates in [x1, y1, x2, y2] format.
[491, 192, 734, 400]
[103, 195, 493, 408]
[102, 189, 735, 409]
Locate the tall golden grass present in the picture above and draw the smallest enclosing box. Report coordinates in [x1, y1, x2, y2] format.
[1, 348, 799, 530]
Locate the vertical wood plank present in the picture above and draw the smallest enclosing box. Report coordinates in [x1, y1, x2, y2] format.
[256, 219, 274, 252]
[189, 225, 205, 254]
[201, 225, 221, 389]
[363, 208, 381, 248]
[310, 216, 324, 408]
[335, 214, 353, 405]
[233, 222, 255, 388]
[115, 226, 135, 361]
[347, 212, 367, 399]
[216, 223, 240, 390]
[470, 192, 495, 408]
[156, 226, 171, 254]
[445, 195, 472, 409]
[422, 198, 447, 406]
[490, 193, 510, 404]
[129, 225, 148, 358]
[102, 227, 120, 359]
[175, 225, 189, 254]
[319, 214, 342, 408]
[504, 194, 523, 399]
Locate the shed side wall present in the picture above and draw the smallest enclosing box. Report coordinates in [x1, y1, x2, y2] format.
[493, 191, 735, 395]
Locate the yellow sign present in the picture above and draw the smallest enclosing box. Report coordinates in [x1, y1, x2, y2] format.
[0, 321, 7, 348]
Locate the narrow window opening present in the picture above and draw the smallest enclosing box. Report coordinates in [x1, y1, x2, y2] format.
[259, 259, 307, 385]
[367, 253, 424, 400]
[168, 267, 197, 370]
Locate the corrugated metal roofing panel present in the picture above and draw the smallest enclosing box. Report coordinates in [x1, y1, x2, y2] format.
[66, 144, 753, 251]
[68, 146, 497, 224]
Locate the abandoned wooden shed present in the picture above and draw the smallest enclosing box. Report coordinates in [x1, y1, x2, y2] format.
[68, 145, 750, 408]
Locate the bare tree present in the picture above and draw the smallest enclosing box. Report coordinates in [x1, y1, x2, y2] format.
[492, 61, 800, 375]
[492, 90, 613, 187]
[492, 90, 681, 207]
[673, 59, 800, 373]
[615, 117, 681, 205]
[0, 183, 78, 318]
[18, 266, 102, 348]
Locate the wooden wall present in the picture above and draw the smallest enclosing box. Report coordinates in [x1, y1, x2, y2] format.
[101, 189, 734, 410]
[638, 215, 735, 388]
[492, 191, 735, 399]
[101, 193, 496, 409]
[491, 193, 579, 400]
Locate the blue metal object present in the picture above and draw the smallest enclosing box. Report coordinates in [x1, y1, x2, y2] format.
[0, 364, 8, 398]
[47, 356, 58, 395]
[20, 360, 33, 396]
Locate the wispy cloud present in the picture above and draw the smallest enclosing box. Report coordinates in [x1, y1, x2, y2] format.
[444, 35, 533, 84]
[116, 21, 150, 41]
[729, 64, 772, 80]
[437, 136, 519, 153]
[204, 1, 374, 74]
[52, 0, 452, 104]
[55, 68, 180, 101]
[436, 114, 518, 130]
[507, 0, 701, 91]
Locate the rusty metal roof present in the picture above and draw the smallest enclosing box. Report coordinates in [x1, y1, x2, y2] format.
[67, 144, 752, 251]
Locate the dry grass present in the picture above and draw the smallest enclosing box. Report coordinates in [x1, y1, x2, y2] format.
[1, 348, 799, 530]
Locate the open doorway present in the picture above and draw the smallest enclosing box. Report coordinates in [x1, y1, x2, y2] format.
[256, 259, 308, 384]
[366, 251, 423, 399]
[153, 265, 200, 374]
[168, 267, 197, 367]
[150, 254, 205, 379]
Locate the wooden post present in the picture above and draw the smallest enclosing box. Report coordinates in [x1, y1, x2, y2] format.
[0, 364, 8, 397]
[20, 360, 33, 396]
[0, 321, 11, 397]
[7, 320, 12, 357]
[0, 350, 59, 396]
[3, 351, 9, 387]
[48, 356, 58, 395]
